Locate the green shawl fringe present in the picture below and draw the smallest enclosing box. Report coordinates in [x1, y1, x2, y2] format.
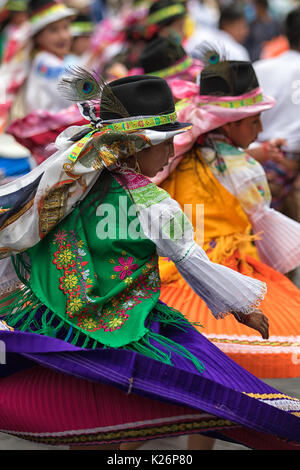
[0, 254, 205, 373]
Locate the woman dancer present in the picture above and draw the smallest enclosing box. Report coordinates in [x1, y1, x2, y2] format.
[156, 49, 300, 380]
[0, 73, 299, 449]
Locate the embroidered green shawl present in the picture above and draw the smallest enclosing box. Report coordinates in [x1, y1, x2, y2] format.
[2, 176, 204, 371]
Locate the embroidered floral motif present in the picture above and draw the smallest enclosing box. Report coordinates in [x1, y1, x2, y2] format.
[92, 253, 160, 332]
[59, 269, 79, 293]
[53, 244, 76, 270]
[53, 229, 67, 245]
[113, 256, 139, 280]
[67, 290, 87, 318]
[52, 229, 160, 334]
[106, 316, 128, 331]
[77, 314, 102, 332]
[147, 271, 160, 289]
[52, 230, 92, 319]
[122, 298, 136, 309]
[124, 277, 133, 286]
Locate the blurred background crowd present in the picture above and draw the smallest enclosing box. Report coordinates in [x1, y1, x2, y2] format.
[0, 0, 300, 218]
[1, 0, 297, 68]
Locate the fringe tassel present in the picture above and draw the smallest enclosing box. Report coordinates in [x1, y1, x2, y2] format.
[1, 255, 205, 372]
[148, 331, 205, 373]
[128, 302, 206, 373]
[155, 301, 203, 330]
[205, 228, 260, 266]
[124, 336, 173, 365]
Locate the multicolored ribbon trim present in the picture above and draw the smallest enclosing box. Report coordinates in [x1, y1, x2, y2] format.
[101, 112, 178, 132]
[147, 4, 185, 25]
[148, 56, 193, 78]
[71, 21, 94, 36]
[176, 93, 264, 112]
[66, 111, 179, 163]
[198, 93, 264, 109]
[67, 129, 96, 163]
[30, 3, 70, 24]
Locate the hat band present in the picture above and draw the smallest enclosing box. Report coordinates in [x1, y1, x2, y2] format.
[198, 93, 264, 109]
[30, 3, 68, 24]
[176, 93, 264, 112]
[147, 4, 185, 25]
[148, 56, 192, 78]
[101, 111, 178, 132]
[67, 112, 178, 163]
[71, 22, 93, 36]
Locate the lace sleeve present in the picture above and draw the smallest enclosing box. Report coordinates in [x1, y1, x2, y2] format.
[138, 194, 267, 319]
[175, 244, 266, 318]
[250, 205, 300, 274]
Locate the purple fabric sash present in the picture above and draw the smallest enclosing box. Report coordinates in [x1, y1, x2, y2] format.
[1, 324, 300, 445]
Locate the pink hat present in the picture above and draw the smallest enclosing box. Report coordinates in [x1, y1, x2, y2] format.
[174, 84, 275, 158]
[152, 48, 276, 184]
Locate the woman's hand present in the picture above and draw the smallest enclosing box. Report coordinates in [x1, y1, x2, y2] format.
[247, 139, 286, 164]
[265, 139, 286, 163]
[232, 309, 269, 339]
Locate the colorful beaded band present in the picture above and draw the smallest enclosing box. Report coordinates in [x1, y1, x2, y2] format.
[30, 3, 69, 24]
[176, 93, 264, 112]
[147, 4, 185, 25]
[198, 93, 264, 109]
[149, 56, 193, 78]
[102, 111, 178, 132]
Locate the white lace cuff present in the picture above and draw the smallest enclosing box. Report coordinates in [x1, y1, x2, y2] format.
[176, 244, 267, 318]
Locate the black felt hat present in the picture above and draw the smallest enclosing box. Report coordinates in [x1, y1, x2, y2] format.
[200, 60, 259, 97]
[100, 75, 191, 133]
[147, 0, 186, 26]
[138, 36, 186, 73]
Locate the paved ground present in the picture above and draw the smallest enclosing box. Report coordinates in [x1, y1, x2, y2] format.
[0, 135, 299, 450]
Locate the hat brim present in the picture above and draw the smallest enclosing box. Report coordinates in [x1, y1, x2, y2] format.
[147, 120, 192, 133]
[135, 122, 193, 148]
[201, 94, 275, 126]
[30, 8, 76, 36]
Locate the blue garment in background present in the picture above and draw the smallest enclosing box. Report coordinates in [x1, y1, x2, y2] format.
[90, 0, 104, 22]
[0, 157, 31, 177]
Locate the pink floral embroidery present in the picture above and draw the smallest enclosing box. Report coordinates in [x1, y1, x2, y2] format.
[53, 230, 67, 245]
[114, 169, 150, 190]
[113, 256, 139, 280]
